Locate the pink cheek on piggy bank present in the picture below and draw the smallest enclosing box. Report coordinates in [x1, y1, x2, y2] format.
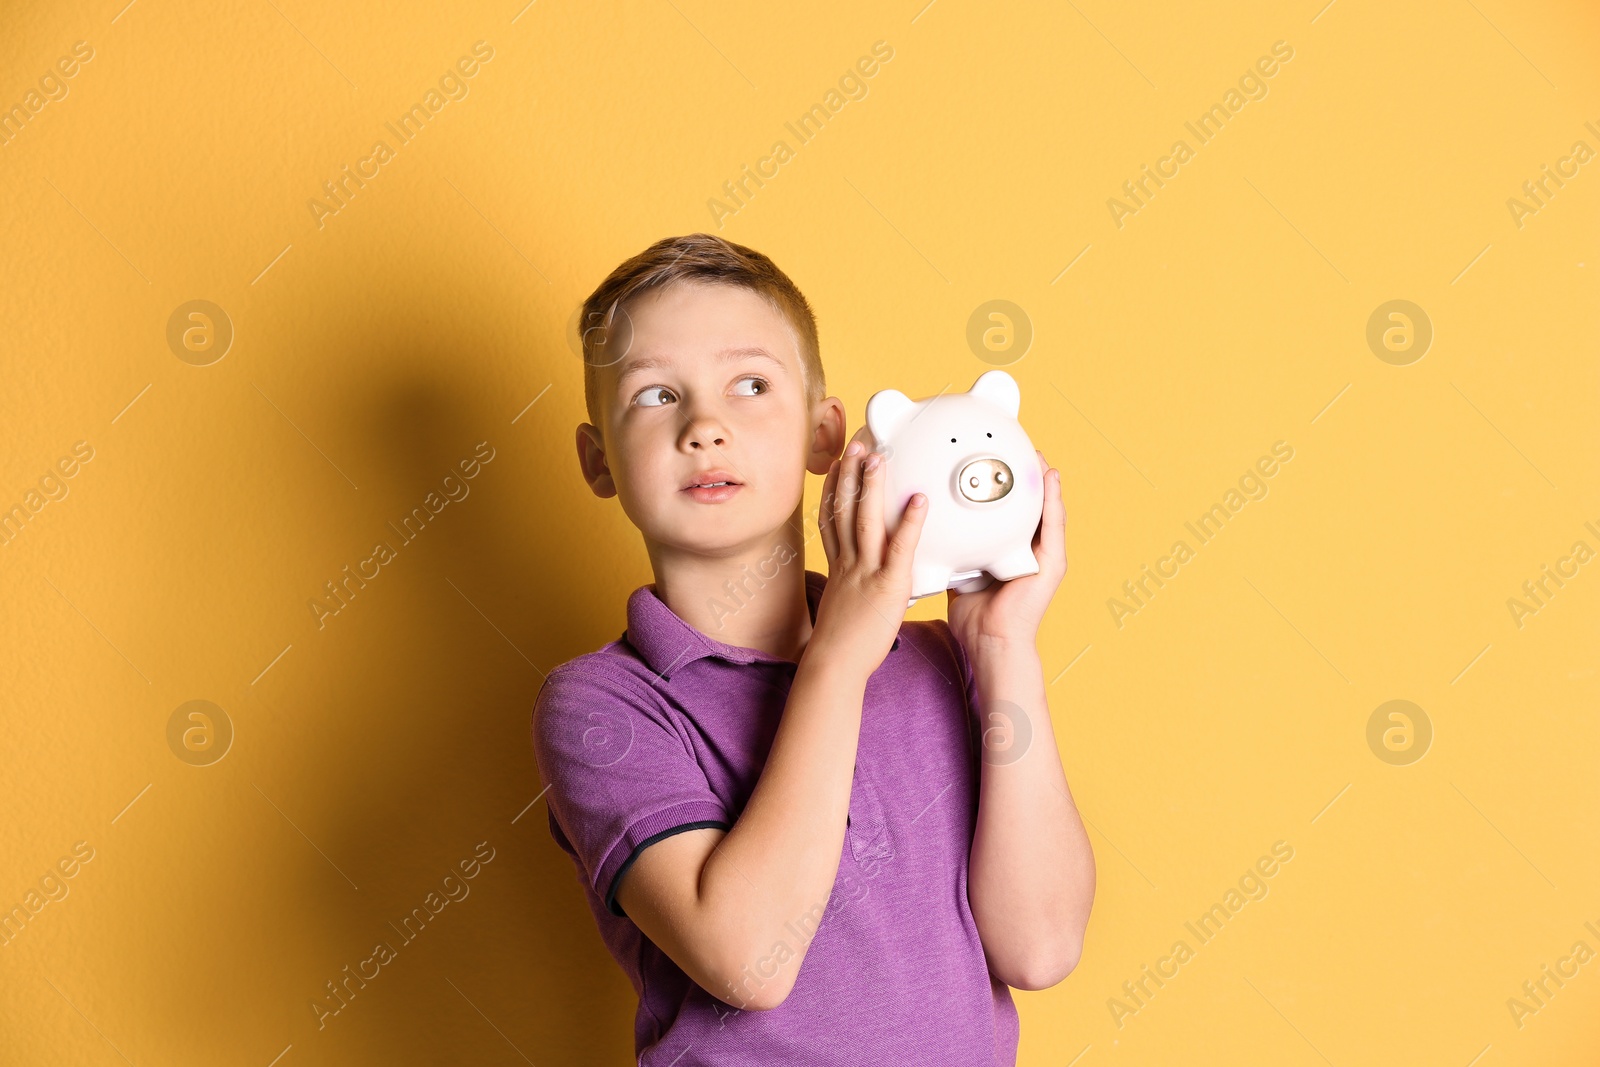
[1025, 466, 1042, 493]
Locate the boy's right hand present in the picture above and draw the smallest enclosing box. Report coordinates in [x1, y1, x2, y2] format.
[810, 440, 928, 679]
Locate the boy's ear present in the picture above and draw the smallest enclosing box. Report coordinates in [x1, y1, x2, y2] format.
[806, 396, 847, 476]
[575, 423, 616, 498]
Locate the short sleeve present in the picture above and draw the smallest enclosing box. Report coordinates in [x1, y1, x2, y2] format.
[934, 619, 981, 720]
[931, 620, 984, 777]
[531, 662, 732, 918]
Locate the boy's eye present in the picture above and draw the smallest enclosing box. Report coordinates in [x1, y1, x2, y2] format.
[635, 386, 676, 407]
[634, 377, 768, 407]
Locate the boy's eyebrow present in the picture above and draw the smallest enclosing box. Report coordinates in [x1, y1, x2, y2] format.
[614, 347, 785, 387]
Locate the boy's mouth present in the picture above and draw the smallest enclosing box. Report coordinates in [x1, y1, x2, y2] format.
[682, 470, 743, 502]
[681, 470, 741, 490]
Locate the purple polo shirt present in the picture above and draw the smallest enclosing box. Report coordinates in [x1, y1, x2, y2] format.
[531, 568, 1020, 1066]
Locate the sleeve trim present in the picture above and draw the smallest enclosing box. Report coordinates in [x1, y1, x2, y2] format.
[605, 820, 733, 918]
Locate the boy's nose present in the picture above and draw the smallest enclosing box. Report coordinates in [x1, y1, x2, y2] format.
[679, 411, 728, 449]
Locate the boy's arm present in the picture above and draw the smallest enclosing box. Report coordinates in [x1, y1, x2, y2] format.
[965, 635, 1096, 990]
[615, 645, 871, 1011]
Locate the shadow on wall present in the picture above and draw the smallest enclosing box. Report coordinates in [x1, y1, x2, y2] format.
[131, 259, 645, 1064]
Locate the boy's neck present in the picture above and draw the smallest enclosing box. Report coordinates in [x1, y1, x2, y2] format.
[644, 518, 815, 664]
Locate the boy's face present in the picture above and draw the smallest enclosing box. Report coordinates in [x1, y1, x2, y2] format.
[576, 280, 843, 558]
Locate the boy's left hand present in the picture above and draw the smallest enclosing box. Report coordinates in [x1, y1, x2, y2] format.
[946, 450, 1067, 649]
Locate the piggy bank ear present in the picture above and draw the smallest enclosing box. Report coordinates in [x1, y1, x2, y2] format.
[865, 389, 917, 440]
[969, 370, 1020, 418]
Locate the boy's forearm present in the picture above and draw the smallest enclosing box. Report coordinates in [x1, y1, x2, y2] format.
[966, 637, 1096, 990]
[696, 637, 868, 1007]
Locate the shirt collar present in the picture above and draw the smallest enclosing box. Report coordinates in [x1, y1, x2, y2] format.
[625, 568, 898, 681]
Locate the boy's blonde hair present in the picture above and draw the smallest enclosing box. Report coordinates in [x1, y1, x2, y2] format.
[578, 233, 825, 427]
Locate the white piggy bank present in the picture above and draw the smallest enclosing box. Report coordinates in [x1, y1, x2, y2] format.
[847, 369, 1045, 605]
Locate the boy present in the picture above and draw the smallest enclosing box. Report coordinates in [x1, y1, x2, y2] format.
[532, 233, 1095, 1065]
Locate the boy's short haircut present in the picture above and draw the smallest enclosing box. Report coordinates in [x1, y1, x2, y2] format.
[578, 233, 825, 427]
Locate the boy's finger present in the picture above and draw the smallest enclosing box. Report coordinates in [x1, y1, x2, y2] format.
[856, 451, 886, 571]
[818, 458, 841, 562]
[1039, 466, 1066, 573]
[833, 445, 866, 561]
[884, 492, 927, 573]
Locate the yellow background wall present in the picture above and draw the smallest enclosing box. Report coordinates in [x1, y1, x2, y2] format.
[2, 0, 1596, 1063]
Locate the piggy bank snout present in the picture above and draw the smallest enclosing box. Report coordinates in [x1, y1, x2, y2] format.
[956, 457, 1015, 503]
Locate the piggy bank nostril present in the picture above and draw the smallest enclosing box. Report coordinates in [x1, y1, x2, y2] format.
[958, 458, 1015, 503]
